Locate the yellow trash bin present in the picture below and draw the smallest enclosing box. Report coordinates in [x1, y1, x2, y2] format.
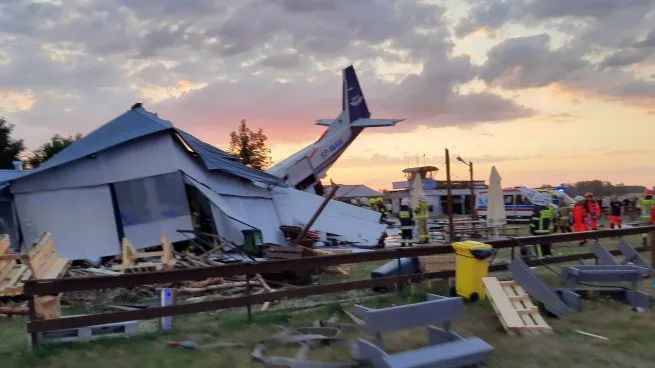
[451, 241, 496, 302]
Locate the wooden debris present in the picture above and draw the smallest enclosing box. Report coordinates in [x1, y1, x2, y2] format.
[35, 294, 62, 320]
[0, 305, 28, 315]
[112, 235, 175, 273]
[419, 254, 456, 272]
[483, 277, 553, 336]
[0, 233, 70, 298]
[306, 248, 353, 275]
[0, 231, 292, 309]
[574, 329, 609, 341]
[264, 245, 304, 260]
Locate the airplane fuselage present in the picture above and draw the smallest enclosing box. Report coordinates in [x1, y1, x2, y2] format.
[308, 126, 363, 177]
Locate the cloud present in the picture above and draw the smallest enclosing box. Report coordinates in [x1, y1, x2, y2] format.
[635, 30, 655, 48]
[12, 0, 648, 151]
[599, 49, 655, 70]
[479, 32, 655, 108]
[258, 52, 303, 69]
[603, 148, 654, 155]
[480, 34, 588, 89]
[458, 0, 655, 110]
[456, 0, 655, 39]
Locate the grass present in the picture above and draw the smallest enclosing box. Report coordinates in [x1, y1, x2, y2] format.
[2, 224, 654, 367]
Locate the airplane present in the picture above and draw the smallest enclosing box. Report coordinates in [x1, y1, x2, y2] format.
[266, 65, 404, 194]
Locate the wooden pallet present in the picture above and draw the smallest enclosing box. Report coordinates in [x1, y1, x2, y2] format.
[112, 234, 175, 273]
[0, 233, 70, 297]
[483, 277, 553, 336]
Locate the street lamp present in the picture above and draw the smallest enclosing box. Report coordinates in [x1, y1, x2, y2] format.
[456, 156, 477, 230]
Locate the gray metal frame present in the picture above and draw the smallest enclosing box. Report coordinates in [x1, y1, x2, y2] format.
[591, 242, 618, 266]
[352, 294, 493, 368]
[561, 264, 651, 310]
[510, 258, 652, 316]
[617, 239, 651, 270]
[592, 239, 651, 273]
[508, 258, 577, 318]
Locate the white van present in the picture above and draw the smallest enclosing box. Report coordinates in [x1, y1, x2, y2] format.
[476, 187, 574, 223]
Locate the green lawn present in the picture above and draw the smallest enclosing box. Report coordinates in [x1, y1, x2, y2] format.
[2, 224, 654, 367]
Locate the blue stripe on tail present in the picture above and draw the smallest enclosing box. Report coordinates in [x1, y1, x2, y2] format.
[343, 66, 370, 122]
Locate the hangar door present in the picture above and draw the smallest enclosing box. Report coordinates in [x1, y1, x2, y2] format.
[14, 185, 120, 260]
[113, 172, 193, 249]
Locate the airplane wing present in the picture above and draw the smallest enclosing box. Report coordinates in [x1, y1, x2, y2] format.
[350, 118, 405, 127]
[315, 119, 334, 126]
[316, 118, 404, 127]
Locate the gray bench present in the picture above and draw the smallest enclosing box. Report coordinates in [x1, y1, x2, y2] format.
[352, 294, 493, 368]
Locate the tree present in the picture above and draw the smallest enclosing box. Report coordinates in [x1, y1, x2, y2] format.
[26, 133, 82, 169]
[0, 117, 25, 169]
[564, 180, 646, 197]
[228, 119, 272, 170]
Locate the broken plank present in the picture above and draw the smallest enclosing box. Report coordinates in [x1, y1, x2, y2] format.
[39, 259, 71, 280]
[0, 235, 9, 254]
[2, 264, 28, 289]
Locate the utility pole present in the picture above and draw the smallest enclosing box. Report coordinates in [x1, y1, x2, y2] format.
[445, 149, 455, 243]
[469, 162, 476, 227]
[457, 156, 476, 233]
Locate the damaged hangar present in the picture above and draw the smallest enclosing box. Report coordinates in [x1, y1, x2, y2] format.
[5, 105, 386, 260]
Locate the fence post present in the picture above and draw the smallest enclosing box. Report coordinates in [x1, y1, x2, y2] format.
[396, 256, 402, 293]
[27, 294, 39, 347]
[650, 230, 655, 268]
[245, 273, 252, 322]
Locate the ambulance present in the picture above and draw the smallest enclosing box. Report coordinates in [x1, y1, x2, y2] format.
[476, 187, 575, 222]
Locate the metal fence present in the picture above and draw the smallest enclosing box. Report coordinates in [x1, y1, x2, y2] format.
[24, 226, 655, 346]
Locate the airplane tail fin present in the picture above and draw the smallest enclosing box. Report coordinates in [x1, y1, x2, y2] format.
[315, 65, 404, 128]
[343, 65, 370, 122]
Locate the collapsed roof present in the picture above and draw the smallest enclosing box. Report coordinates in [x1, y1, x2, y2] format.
[19, 104, 283, 186]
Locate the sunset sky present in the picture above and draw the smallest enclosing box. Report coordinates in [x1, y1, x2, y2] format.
[1, 0, 654, 190]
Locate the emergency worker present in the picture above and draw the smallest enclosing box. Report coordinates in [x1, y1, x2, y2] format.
[572, 195, 589, 246]
[398, 198, 414, 247]
[414, 195, 430, 244]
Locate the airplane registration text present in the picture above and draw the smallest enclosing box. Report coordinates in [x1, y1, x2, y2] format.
[320, 139, 344, 160]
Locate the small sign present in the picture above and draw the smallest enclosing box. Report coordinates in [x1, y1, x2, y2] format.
[160, 288, 174, 331]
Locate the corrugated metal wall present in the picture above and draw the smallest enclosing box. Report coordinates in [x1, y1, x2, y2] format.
[11, 133, 179, 194]
[114, 172, 193, 249]
[14, 185, 120, 260]
[0, 200, 19, 248]
[170, 140, 273, 198]
[221, 196, 286, 245]
[183, 172, 286, 246]
[9, 133, 287, 258]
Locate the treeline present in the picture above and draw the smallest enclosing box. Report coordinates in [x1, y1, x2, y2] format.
[2, 116, 272, 171]
[1, 117, 81, 169]
[541, 180, 648, 197]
